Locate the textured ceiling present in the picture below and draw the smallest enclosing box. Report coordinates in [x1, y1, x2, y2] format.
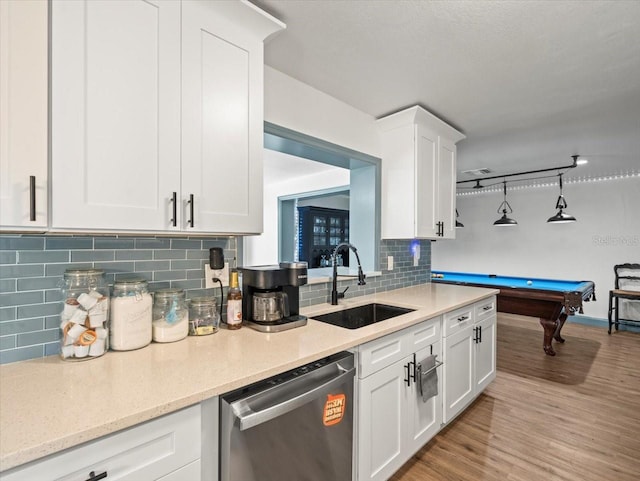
[254, 0, 640, 181]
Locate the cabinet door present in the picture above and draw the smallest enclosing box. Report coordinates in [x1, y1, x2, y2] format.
[1, 405, 201, 481]
[406, 343, 443, 455]
[358, 361, 409, 481]
[442, 325, 474, 423]
[181, 1, 264, 234]
[438, 137, 457, 239]
[51, 0, 181, 232]
[0, 0, 48, 230]
[415, 125, 438, 238]
[475, 315, 497, 393]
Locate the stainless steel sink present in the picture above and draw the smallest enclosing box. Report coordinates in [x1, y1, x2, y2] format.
[311, 303, 415, 329]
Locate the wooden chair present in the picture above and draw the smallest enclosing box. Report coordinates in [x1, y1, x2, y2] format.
[608, 263, 640, 334]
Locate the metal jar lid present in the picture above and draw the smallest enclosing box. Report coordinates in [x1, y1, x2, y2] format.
[113, 277, 148, 288]
[190, 296, 217, 307]
[63, 268, 105, 279]
[154, 288, 185, 300]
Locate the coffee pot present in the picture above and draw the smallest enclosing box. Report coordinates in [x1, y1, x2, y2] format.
[252, 291, 290, 322]
[240, 262, 308, 332]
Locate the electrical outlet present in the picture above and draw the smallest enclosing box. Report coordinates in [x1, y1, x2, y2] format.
[387, 256, 394, 270]
[205, 262, 229, 288]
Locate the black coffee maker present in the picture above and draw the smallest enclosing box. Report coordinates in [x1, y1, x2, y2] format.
[240, 262, 308, 332]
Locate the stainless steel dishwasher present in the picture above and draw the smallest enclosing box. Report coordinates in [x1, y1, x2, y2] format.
[220, 351, 355, 481]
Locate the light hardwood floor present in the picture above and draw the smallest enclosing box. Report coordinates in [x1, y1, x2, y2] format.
[391, 313, 640, 481]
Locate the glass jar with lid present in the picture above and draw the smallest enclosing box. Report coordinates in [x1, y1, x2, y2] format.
[188, 296, 220, 336]
[110, 278, 153, 351]
[152, 288, 189, 343]
[59, 268, 109, 361]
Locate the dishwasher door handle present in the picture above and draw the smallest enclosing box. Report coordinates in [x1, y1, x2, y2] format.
[234, 366, 355, 431]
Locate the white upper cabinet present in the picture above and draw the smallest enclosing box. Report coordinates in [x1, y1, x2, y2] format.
[181, 0, 283, 234]
[51, 0, 283, 234]
[51, 0, 182, 232]
[0, 0, 48, 231]
[378, 106, 465, 240]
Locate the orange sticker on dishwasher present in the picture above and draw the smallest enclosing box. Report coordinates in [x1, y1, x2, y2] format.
[323, 393, 346, 426]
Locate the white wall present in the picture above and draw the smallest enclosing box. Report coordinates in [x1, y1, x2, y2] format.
[264, 66, 380, 157]
[244, 166, 350, 266]
[432, 176, 640, 320]
[247, 67, 380, 267]
[298, 195, 350, 210]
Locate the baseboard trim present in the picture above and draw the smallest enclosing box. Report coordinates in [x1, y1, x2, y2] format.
[570, 315, 640, 333]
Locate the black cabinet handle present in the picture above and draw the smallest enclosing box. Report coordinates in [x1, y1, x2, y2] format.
[170, 192, 177, 227]
[473, 326, 478, 343]
[457, 315, 469, 322]
[404, 363, 411, 386]
[479, 325, 482, 343]
[187, 194, 194, 228]
[409, 353, 417, 384]
[85, 470, 108, 481]
[29, 176, 36, 221]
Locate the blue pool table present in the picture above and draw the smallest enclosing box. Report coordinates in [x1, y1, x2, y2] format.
[431, 271, 596, 356]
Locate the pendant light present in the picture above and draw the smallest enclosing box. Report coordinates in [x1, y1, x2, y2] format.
[547, 173, 576, 223]
[455, 209, 464, 228]
[494, 181, 517, 226]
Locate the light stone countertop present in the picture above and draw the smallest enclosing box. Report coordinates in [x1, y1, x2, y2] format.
[0, 283, 497, 471]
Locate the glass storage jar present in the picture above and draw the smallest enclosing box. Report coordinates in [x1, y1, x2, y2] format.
[188, 296, 220, 336]
[59, 268, 109, 361]
[152, 288, 189, 343]
[110, 278, 153, 351]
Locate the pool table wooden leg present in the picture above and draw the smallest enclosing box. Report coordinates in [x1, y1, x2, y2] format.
[539, 318, 557, 356]
[553, 312, 568, 343]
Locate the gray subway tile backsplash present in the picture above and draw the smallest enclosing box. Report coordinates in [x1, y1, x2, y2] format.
[0, 345, 44, 364]
[0, 317, 44, 336]
[18, 250, 70, 264]
[0, 236, 44, 251]
[0, 291, 44, 308]
[0, 251, 17, 264]
[94, 237, 136, 249]
[1, 234, 237, 364]
[45, 237, 93, 250]
[0, 307, 16, 322]
[0, 264, 45, 279]
[0, 234, 429, 364]
[71, 250, 115, 262]
[134, 238, 171, 249]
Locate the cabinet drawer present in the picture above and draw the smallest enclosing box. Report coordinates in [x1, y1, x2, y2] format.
[443, 304, 474, 337]
[406, 316, 441, 352]
[157, 459, 201, 481]
[2, 405, 201, 481]
[475, 296, 496, 321]
[358, 328, 409, 378]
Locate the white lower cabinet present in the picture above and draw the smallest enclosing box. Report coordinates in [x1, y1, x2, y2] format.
[157, 460, 201, 481]
[442, 297, 497, 424]
[357, 318, 442, 481]
[1, 405, 202, 481]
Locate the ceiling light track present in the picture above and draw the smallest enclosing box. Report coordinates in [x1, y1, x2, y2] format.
[457, 155, 581, 186]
